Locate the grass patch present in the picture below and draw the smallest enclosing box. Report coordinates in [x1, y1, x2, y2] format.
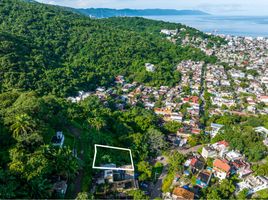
[152, 162, 163, 182]
[162, 171, 175, 193]
[94, 146, 132, 168]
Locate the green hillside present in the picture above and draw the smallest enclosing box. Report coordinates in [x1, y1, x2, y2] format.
[0, 0, 222, 199]
[0, 0, 217, 97]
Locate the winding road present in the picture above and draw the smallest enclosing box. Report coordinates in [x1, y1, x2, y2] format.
[150, 145, 202, 198]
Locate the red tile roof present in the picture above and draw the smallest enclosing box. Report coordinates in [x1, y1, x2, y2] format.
[217, 140, 229, 147]
[173, 187, 194, 200]
[191, 96, 199, 103]
[183, 97, 190, 102]
[260, 96, 268, 100]
[191, 128, 201, 134]
[190, 158, 197, 166]
[232, 159, 246, 169]
[183, 96, 199, 104]
[213, 159, 231, 173]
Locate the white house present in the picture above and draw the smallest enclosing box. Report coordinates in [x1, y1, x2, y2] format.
[201, 146, 217, 159]
[255, 127, 268, 136]
[145, 63, 156, 72]
[225, 150, 243, 162]
[236, 176, 268, 195]
[259, 96, 268, 104]
[170, 113, 183, 122]
[231, 71, 245, 79]
[210, 123, 224, 138]
[213, 159, 231, 180]
[51, 131, 65, 147]
[213, 141, 229, 158]
[160, 29, 178, 36]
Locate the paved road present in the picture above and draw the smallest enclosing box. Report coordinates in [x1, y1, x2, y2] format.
[150, 156, 168, 199]
[149, 145, 202, 198]
[150, 165, 168, 199]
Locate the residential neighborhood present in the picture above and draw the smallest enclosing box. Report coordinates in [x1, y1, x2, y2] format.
[64, 29, 268, 199]
[2, 0, 268, 199]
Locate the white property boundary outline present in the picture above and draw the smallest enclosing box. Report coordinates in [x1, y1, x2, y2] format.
[92, 144, 134, 171]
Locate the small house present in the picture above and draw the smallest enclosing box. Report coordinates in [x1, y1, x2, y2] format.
[225, 150, 243, 162]
[190, 158, 205, 174]
[196, 168, 213, 188]
[231, 159, 252, 178]
[201, 146, 217, 159]
[145, 63, 156, 72]
[51, 131, 65, 147]
[213, 159, 231, 180]
[210, 123, 224, 138]
[115, 75, 125, 84]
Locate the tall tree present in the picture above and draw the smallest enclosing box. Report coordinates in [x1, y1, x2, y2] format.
[168, 152, 185, 172]
[44, 145, 79, 181]
[146, 128, 167, 155]
[10, 114, 36, 139]
[137, 161, 152, 181]
[87, 117, 107, 131]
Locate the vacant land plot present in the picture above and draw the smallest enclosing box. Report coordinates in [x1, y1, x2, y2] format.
[93, 145, 134, 171]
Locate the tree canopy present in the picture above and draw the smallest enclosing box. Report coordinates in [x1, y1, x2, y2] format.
[0, 0, 218, 97]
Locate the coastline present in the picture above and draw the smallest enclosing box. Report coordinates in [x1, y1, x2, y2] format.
[143, 15, 268, 38]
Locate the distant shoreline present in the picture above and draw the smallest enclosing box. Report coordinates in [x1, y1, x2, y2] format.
[76, 8, 209, 18]
[143, 15, 268, 38]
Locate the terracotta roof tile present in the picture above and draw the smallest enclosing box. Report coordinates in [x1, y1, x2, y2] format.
[190, 158, 197, 166]
[173, 187, 194, 200]
[217, 140, 229, 147]
[213, 159, 231, 172]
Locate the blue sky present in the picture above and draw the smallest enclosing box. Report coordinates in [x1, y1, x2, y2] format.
[36, 0, 268, 15]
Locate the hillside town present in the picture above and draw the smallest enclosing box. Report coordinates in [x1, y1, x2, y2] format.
[3, 0, 268, 199]
[66, 30, 268, 199]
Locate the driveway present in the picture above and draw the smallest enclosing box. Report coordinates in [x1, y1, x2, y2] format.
[177, 144, 203, 155]
[149, 145, 202, 198]
[150, 156, 168, 199]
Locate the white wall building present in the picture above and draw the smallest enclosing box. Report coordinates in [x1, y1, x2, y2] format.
[145, 63, 156, 72]
[237, 176, 268, 195]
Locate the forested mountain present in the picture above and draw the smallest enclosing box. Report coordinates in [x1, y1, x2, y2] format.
[76, 8, 209, 18]
[0, 0, 223, 198]
[0, 0, 218, 97]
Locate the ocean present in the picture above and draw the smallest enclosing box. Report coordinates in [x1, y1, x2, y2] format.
[144, 15, 268, 37]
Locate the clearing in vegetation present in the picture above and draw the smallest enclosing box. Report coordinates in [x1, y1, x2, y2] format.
[92, 144, 134, 171]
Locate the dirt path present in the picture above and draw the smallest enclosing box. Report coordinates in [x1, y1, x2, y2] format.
[68, 126, 85, 198]
[150, 144, 202, 198]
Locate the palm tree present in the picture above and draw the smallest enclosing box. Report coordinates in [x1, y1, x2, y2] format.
[10, 114, 36, 139]
[87, 117, 106, 131]
[57, 147, 79, 181]
[28, 177, 52, 199]
[45, 146, 79, 181]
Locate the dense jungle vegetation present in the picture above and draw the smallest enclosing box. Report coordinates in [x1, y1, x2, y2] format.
[0, 0, 218, 97]
[1, 0, 255, 199]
